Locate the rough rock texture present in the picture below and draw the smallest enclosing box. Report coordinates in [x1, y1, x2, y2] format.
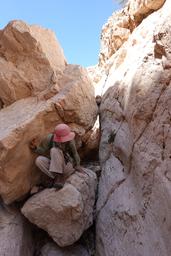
[128, 0, 166, 17]
[22, 169, 97, 247]
[96, 0, 171, 255]
[0, 64, 97, 204]
[0, 203, 33, 256]
[80, 118, 100, 160]
[88, 0, 166, 93]
[0, 20, 66, 106]
[41, 242, 90, 256]
[99, 8, 133, 68]
[99, 0, 166, 68]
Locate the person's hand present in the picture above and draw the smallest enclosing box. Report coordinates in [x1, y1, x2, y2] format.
[29, 138, 38, 150]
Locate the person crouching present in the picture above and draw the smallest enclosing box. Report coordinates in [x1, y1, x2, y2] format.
[29, 123, 81, 190]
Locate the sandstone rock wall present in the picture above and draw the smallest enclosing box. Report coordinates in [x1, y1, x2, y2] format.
[96, 0, 171, 255]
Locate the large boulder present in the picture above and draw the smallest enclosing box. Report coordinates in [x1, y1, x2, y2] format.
[22, 169, 97, 247]
[0, 64, 97, 204]
[96, 0, 171, 255]
[128, 0, 166, 17]
[0, 20, 66, 106]
[41, 242, 90, 256]
[0, 203, 33, 256]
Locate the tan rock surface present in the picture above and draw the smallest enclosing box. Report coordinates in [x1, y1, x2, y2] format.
[88, 0, 166, 95]
[96, 0, 171, 255]
[41, 242, 90, 256]
[22, 169, 97, 247]
[99, 0, 166, 68]
[0, 64, 97, 204]
[0, 203, 33, 256]
[0, 20, 66, 106]
[99, 8, 132, 68]
[56, 65, 97, 127]
[128, 0, 166, 17]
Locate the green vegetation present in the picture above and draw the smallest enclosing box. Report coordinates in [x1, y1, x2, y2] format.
[108, 130, 116, 144]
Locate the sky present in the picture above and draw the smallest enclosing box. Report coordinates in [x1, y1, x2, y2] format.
[0, 0, 121, 67]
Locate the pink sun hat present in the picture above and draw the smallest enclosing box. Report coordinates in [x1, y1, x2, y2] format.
[53, 123, 75, 143]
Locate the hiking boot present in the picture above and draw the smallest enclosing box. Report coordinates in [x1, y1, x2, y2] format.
[53, 183, 64, 190]
[54, 173, 65, 184]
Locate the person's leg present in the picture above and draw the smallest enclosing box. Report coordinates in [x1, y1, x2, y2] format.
[49, 147, 65, 174]
[64, 162, 75, 179]
[50, 147, 73, 188]
[50, 147, 75, 177]
[35, 156, 55, 179]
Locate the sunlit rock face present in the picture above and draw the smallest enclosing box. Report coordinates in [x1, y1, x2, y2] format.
[99, 0, 166, 70]
[0, 20, 66, 106]
[128, 0, 166, 17]
[99, 9, 132, 69]
[87, 0, 166, 96]
[96, 0, 171, 255]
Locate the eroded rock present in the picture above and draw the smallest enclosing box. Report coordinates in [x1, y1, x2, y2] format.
[128, 0, 166, 17]
[22, 169, 97, 247]
[0, 203, 33, 256]
[99, 0, 166, 68]
[41, 242, 90, 256]
[99, 8, 132, 68]
[0, 20, 66, 106]
[88, 0, 166, 95]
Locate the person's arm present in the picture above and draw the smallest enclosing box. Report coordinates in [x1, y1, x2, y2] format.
[69, 140, 80, 166]
[30, 134, 53, 154]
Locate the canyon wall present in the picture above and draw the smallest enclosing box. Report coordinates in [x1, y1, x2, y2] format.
[94, 0, 171, 255]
